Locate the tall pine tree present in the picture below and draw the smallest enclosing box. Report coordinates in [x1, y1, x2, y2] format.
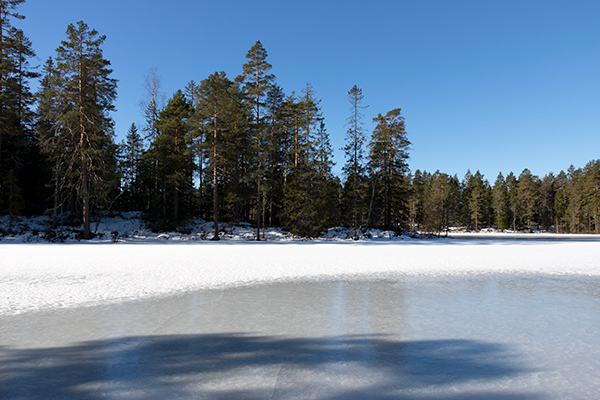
[0, 0, 39, 217]
[37, 21, 117, 238]
[236, 40, 274, 240]
[342, 85, 367, 236]
[196, 71, 237, 240]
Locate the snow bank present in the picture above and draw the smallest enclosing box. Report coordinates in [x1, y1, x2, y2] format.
[2, 239, 600, 316]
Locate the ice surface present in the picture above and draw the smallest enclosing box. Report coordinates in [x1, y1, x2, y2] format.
[1, 277, 600, 399]
[2, 234, 600, 398]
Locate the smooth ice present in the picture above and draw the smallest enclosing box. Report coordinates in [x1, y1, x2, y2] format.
[2, 274, 600, 399]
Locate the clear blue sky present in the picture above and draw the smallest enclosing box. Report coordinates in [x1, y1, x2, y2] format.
[19, 0, 600, 181]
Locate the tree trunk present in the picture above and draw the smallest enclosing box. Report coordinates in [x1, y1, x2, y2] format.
[212, 119, 220, 241]
[82, 162, 91, 239]
[366, 175, 376, 231]
[78, 54, 91, 240]
[255, 72, 261, 241]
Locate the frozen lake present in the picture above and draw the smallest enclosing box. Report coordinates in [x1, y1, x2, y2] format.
[2, 273, 600, 399]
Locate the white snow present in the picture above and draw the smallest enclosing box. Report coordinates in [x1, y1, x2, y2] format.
[2, 212, 600, 316]
[2, 237, 600, 316]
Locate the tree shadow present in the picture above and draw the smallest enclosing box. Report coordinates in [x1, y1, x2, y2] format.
[0, 334, 543, 399]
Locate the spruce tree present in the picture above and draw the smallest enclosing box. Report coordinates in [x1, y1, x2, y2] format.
[367, 108, 410, 232]
[263, 84, 286, 226]
[537, 173, 555, 231]
[283, 84, 336, 237]
[119, 123, 144, 211]
[145, 90, 194, 229]
[408, 170, 426, 231]
[427, 171, 460, 234]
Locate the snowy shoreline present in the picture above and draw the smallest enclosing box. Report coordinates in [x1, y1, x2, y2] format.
[4, 211, 600, 244]
[2, 239, 600, 316]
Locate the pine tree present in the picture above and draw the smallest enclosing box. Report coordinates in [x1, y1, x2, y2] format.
[342, 85, 368, 235]
[0, 0, 38, 216]
[553, 170, 568, 232]
[465, 171, 490, 231]
[582, 160, 600, 233]
[517, 169, 539, 230]
[565, 165, 583, 233]
[492, 172, 509, 229]
[196, 71, 237, 240]
[0, 1, 24, 161]
[36, 21, 117, 238]
[505, 172, 519, 231]
[236, 40, 275, 240]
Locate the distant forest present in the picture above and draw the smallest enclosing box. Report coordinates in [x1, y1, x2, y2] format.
[1, 2, 599, 238]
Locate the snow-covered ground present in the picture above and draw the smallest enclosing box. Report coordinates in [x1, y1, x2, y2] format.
[3, 214, 600, 398]
[2, 235, 600, 316]
[2, 212, 600, 316]
[0, 211, 412, 243]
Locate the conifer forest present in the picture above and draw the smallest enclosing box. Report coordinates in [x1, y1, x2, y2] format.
[1, 1, 599, 239]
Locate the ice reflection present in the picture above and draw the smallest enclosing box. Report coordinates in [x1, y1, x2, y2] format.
[1, 276, 600, 399]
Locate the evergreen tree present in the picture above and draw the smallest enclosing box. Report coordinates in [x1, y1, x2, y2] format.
[237, 40, 274, 240]
[36, 21, 117, 239]
[144, 90, 195, 229]
[342, 85, 368, 235]
[537, 173, 555, 230]
[582, 160, 600, 233]
[118, 123, 144, 211]
[263, 84, 286, 226]
[564, 165, 583, 233]
[408, 170, 426, 231]
[553, 170, 569, 233]
[427, 171, 460, 233]
[196, 71, 237, 240]
[465, 171, 490, 231]
[283, 85, 336, 237]
[367, 108, 410, 232]
[0, 1, 25, 164]
[517, 169, 539, 230]
[492, 172, 509, 229]
[36, 57, 66, 222]
[506, 172, 519, 231]
[0, 0, 39, 216]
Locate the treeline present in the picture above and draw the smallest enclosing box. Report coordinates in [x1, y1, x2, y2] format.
[409, 163, 600, 234]
[0, 4, 410, 239]
[1, 2, 598, 238]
